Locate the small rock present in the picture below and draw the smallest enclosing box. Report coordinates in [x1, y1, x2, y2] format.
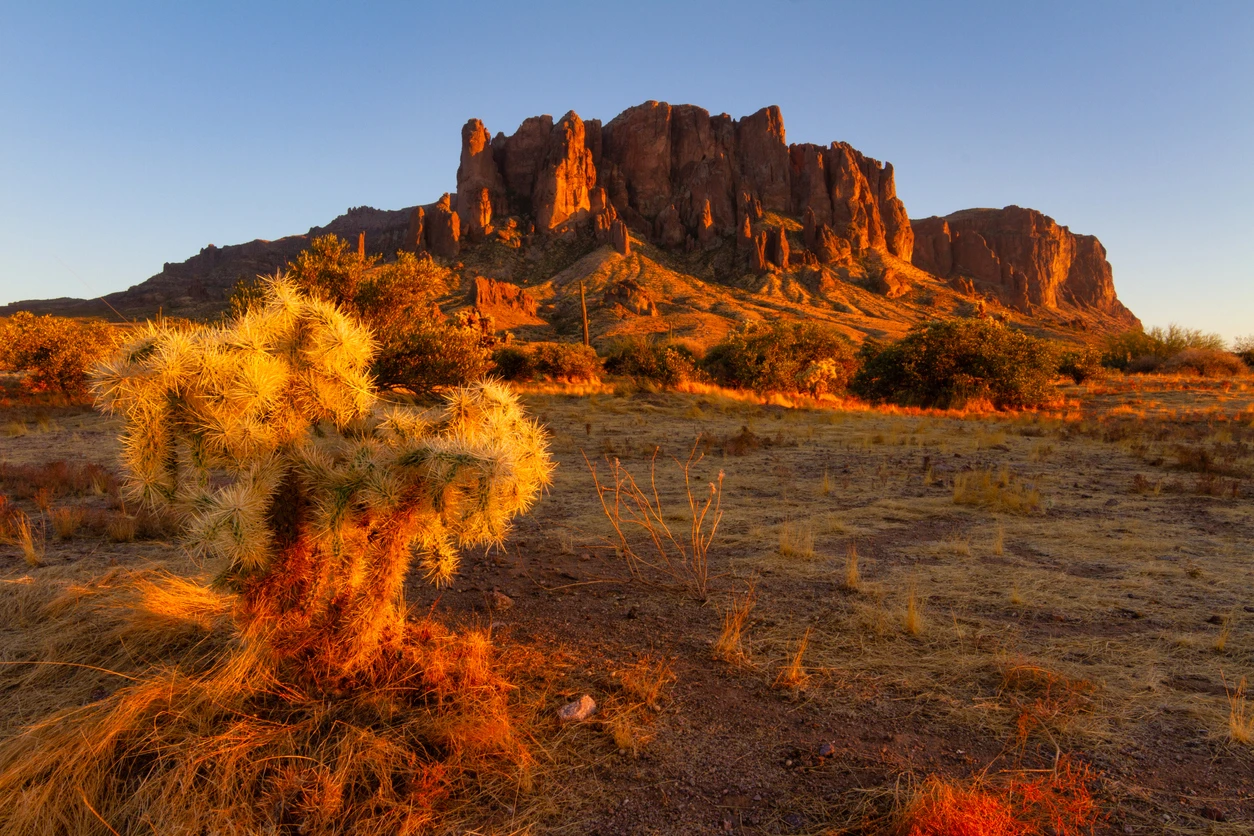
[817, 742, 835, 758]
[579, 552, 591, 561]
[558, 695, 597, 723]
[1201, 807, 1227, 822]
[490, 590, 513, 611]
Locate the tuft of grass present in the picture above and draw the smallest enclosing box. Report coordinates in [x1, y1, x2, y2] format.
[893, 757, 1098, 836]
[50, 507, 84, 540]
[1214, 609, 1236, 653]
[4, 421, 27, 438]
[991, 524, 1004, 556]
[842, 542, 860, 592]
[953, 467, 1041, 514]
[773, 627, 811, 691]
[616, 656, 674, 710]
[14, 513, 43, 567]
[106, 513, 138, 543]
[904, 585, 925, 636]
[713, 584, 755, 666]
[1224, 673, 1253, 745]
[778, 519, 815, 559]
[820, 469, 833, 496]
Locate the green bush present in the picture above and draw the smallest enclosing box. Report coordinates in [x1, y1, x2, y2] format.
[490, 342, 600, 382]
[1102, 324, 1226, 371]
[602, 338, 701, 387]
[851, 319, 1059, 410]
[702, 321, 857, 395]
[1160, 348, 1246, 377]
[491, 346, 534, 381]
[277, 234, 491, 392]
[0, 312, 115, 394]
[528, 342, 600, 382]
[1058, 346, 1103, 384]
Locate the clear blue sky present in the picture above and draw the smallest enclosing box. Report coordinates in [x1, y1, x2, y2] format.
[2, 0, 1251, 340]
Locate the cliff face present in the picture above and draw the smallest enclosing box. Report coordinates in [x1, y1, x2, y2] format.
[453, 101, 912, 264]
[911, 206, 1137, 324]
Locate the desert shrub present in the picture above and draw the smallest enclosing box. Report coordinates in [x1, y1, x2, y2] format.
[602, 338, 701, 387]
[283, 234, 491, 392]
[0, 278, 557, 835]
[1057, 345, 1103, 384]
[702, 321, 857, 394]
[1161, 347, 1247, 377]
[1103, 323, 1226, 371]
[852, 320, 1059, 410]
[526, 341, 601, 382]
[491, 345, 535, 381]
[0, 312, 115, 394]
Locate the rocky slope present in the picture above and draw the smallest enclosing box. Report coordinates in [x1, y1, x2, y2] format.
[3, 101, 1138, 340]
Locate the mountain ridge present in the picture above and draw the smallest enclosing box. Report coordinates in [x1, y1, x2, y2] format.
[2, 101, 1139, 344]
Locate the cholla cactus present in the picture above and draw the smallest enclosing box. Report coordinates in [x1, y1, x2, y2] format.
[93, 278, 552, 683]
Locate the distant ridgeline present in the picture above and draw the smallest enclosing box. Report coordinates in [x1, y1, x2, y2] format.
[4, 101, 1137, 344]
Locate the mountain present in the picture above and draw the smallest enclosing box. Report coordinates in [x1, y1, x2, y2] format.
[3, 101, 1139, 344]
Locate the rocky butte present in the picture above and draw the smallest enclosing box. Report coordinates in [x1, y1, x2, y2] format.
[3, 101, 1138, 338]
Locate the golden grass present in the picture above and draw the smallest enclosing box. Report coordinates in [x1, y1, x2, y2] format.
[713, 584, 755, 666]
[1225, 674, 1253, 745]
[0, 573, 537, 836]
[952, 467, 1041, 514]
[772, 627, 811, 691]
[50, 506, 84, 540]
[14, 513, 43, 567]
[843, 542, 860, 591]
[616, 656, 674, 710]
[778, 518, 815, 559]
[903, 585, 925, 637]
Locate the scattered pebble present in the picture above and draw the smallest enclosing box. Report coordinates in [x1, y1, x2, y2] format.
[817, 742, 835, 758]
[490, 589, 513, 611]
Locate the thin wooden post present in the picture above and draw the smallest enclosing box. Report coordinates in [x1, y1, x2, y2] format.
[580, 280, 590, 348]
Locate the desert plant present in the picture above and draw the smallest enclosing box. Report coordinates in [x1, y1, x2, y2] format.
[1161, 347, 1246, 377]
[91, 276, 552, 682]
[587, 444, 723, 601]
[527, 341, 601, 382]
[1102, 323, 1227, 371]
[0, 311, 115, 394]
[852, 320, 1059, 410]
[0, 277, 555, 835]
[703, 321, 857, 395]
[772, 628, 812, 691]
[1057, 345, 1103, 384]
[282, 234, 492, 392]
[1234, 335, 1254, 369]
[602, 338, 701, 387]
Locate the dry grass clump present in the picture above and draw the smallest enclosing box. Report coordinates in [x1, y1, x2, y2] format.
[999, 664, 1097, 748]
[952, 468, 1041, 514]
[50, 507, 84, 540]
[903, 586, 925, 637]
[616, 656, 674, 710]
[778, 518, 815, 559]
[1224, 674, 1253, 745]
[842, 542, 860, 591]
[892, 757, 1099, 836]
[713, 584, 756, 666]
[0, 461, 117, 503]
[773, 627, 812, 691]
[0, 611, 534, 836]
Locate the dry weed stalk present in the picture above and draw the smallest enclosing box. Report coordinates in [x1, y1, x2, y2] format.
[714, 584, 756, 665]
[586, 443, 723, 601]
[617, 656, 674, 709]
